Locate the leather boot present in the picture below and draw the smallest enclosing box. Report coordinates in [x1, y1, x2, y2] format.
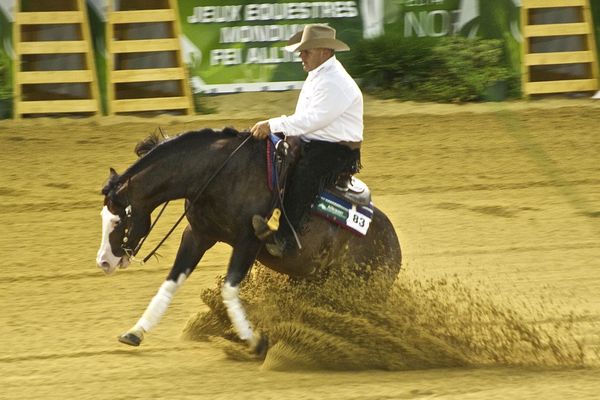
[265, 234, 286, 258]
[252, 214, 275, 240]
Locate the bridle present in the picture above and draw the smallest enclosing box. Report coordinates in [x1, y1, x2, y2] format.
[107, 191, 142, 260]
[121, 204, 135, 256]
[119, 202, 169, 260]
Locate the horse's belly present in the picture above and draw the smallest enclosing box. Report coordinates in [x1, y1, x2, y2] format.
[256, 252, 317, 278]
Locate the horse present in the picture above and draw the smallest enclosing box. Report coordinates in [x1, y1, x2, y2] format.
[96, 127, 401, 354]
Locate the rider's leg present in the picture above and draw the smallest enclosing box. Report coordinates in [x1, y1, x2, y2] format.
[266, 141, 360, 257]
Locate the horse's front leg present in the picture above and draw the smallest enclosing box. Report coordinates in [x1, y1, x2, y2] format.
[119, 225, 215, 346]
[221, 236, 268, 355]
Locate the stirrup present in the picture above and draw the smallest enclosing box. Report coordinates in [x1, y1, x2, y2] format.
[252, 216, 274, 240]
[252, 209, 280, 241]
[335, 173, 352, 192]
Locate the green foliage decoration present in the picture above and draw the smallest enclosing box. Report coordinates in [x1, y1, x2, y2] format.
[347, 35, 515, 102]
[348, 33, 437, 94]
[0, 52, 12, 119]
[0, 52, 10, 100]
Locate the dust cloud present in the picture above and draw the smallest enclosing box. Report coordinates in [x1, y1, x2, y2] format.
[183, 263, 597, 371]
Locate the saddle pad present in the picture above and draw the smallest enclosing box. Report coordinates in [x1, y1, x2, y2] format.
[311, 190, 373, 236]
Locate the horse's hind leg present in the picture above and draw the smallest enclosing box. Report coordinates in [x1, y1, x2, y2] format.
[221, 238, 268, 355]
[119, 225, 215, 346]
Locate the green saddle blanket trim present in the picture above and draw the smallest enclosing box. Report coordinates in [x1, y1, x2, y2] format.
[311, 190, 373, 236]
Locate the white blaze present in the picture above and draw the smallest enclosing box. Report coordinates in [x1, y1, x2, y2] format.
[96, 205, 122, 274]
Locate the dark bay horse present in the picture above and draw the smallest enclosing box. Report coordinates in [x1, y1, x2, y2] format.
[96, 128, 401, 353]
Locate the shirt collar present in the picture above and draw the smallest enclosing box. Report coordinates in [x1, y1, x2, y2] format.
[308, 55, 337, 78]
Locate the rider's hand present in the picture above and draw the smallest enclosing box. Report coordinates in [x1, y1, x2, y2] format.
[250, 120, 271, 140]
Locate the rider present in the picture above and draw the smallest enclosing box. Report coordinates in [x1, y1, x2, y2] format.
[250, 24, 363, 257]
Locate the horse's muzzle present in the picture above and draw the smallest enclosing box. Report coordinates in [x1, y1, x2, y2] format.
[97, 254, 130, 275]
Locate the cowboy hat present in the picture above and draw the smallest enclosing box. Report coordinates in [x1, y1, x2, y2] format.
[284, 24, 350, 52]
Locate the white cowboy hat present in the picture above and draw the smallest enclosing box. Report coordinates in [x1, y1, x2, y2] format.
[284, 24, 350, 52]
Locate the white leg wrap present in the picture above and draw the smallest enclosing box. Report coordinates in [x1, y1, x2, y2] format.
[221, 282, 254, 341]
[134, 276, 184, 333]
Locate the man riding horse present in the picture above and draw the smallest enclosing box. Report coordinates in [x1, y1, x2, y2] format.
[96, 25, 400, 354]
[250, 24, 363, 257]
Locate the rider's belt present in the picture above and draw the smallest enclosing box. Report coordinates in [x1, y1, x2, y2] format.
[339, 141, 362, 150]
[303, 139, 362, 151]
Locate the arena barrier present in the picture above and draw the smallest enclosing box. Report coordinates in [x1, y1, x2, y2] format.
[521, 0, 599, 96]
[12, 0, 101, 118]
[106, 0, 193, 115]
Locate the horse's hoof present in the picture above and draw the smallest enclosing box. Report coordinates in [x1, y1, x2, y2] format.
[251, 334, 269, 358]
[118, 329, 144, 347]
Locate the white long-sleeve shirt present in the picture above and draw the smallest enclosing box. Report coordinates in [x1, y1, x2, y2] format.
[268, 56, 363, 143]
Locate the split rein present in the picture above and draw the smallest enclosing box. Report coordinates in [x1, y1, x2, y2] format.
[122, 134, 254, 264]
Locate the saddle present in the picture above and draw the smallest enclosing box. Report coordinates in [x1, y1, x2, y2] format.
[331, 173, 371, 206]
[258, 134, 373, 237]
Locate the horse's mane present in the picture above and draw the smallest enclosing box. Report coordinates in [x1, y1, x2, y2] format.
[134, 130, 165, 157]
[134, 126, 243, 157]
[104, 127, 248, 194]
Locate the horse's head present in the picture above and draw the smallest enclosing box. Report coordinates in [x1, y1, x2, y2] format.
[96, 168, 151, 275]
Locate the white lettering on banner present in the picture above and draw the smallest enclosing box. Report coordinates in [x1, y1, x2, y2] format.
[187, 2, 358, 24]
[220, 24, 305, 43]
[245, 47, 297, 63]
[210, 47, 301, 65]
[210, 48, 243, 65]
[405, 10, 451, 37]
[245, 3, 289, 21]
[188, 1, 362, 86]
[188, 5, 243, 23]
[244, 2, 358, 21]
[404, 0, 445, 7]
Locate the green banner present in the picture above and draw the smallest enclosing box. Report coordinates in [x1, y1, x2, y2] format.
[178, 0, 526, 92]
[0, 3, 12, 118]
[177, 1, 365, 93]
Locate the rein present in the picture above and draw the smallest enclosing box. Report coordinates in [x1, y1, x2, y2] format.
[125, 134, 253, 264]
[131, 201, 169, 256]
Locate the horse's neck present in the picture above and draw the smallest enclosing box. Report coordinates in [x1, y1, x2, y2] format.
[128, 145, 209, 209]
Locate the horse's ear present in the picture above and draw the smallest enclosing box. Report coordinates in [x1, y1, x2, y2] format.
[101, 168, 119, 196]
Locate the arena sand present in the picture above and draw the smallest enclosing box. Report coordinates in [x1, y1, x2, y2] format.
[1, 93, 599, 399]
